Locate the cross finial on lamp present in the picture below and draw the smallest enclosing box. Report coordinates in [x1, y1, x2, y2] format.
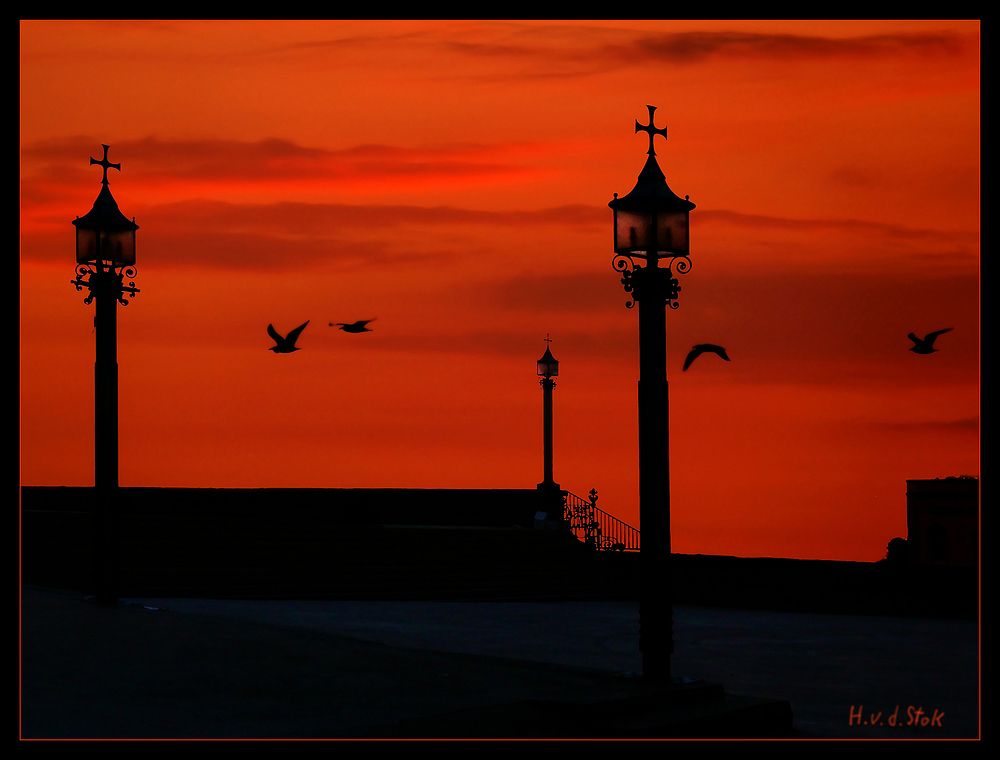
[635, 105, 668, 157]
[90, 144, 121, 187]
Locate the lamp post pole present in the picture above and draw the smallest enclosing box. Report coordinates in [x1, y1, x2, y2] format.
[610, 107, 695, 680]
[637, 251, 671, 679]
[537, 337, 559, 492]
[94, 265, 120, 494]
[71, 145, 140, 605]
[541, 374, 555, 486]
[535, 339, 562, 529]
[94, 264, 120, 604]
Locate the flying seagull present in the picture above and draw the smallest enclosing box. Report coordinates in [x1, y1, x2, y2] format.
[332, 319, 376, 333]
[268, 321, 309, 353]
[908, 328, 953, 354]
[683, 344, 731, 371]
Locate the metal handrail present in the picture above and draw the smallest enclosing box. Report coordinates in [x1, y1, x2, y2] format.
[563, 489, 640, 552]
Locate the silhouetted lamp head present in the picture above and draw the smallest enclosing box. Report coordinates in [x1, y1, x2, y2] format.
[537, 347, 559, 379]
[73, 145, 139, 266]
[609, 106, 695, 261]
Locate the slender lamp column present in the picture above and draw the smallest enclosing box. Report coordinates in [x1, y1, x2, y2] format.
[536, 338, 560, 491]
[609, 106, 695, 680]
[71, 145, 140, 605]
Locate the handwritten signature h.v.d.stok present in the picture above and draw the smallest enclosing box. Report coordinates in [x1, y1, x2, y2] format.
[850, 705, 944, 728]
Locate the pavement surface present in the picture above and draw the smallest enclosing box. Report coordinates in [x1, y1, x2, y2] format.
[20, 586, 979, 740]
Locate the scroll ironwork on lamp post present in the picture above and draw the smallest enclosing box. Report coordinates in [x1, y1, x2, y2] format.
[609, 106, 695, 680]
[70, 145, 140, 605]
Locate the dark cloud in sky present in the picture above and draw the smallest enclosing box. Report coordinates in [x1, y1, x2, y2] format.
[141, 199, 603, 233]
[433, 27, 973, 80]
[615, 30, 969, 65]
[698, 209, 977, 246]
[415, 27, 971, 65]
[22, 135, 546, 184]
[177, 25, 976, 86]
[881, 417, 979, 434]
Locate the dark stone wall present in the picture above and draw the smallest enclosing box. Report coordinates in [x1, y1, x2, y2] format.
[20, 487, 977, 617]
[20, 486, 562, 527]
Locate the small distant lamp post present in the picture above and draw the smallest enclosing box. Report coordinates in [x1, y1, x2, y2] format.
[71, 145, 140, 605]
[536, 337, 559, 492]
[609, 106, 695, 680]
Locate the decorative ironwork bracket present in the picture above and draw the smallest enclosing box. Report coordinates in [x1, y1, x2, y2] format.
[72, 264, 140, 306]
[612, 254, 690, 310]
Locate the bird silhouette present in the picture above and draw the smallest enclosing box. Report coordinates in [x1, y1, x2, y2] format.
[908, 328, 953, 354]
[683, 344, 731, 371]
[268, 321, 309, 353]
[331, 319, 376, 333]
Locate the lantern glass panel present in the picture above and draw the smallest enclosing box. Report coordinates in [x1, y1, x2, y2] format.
[101, 228, 136, 266]
[537, 359, 558, 377]
[657, 211, 689, 254]
[76, 227, 97, 264]
[76, 226, 136, 265]
[614, 209, 654, 254]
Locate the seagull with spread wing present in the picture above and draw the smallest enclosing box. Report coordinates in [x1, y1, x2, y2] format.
[268, 321, 309, 353]
[908, 328, 953, 354]
[683, 344, 731, 371]
[332, 319, 376, 333]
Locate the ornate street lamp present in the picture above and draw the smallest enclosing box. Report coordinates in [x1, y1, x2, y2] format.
[536, 337, 559, 492]
[610, 106, 695, 680]
[70, 145, 140, 604]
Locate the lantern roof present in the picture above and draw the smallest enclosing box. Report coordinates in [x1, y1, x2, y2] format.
[609, 153, 696, 214]
[73, 183, 139, 232]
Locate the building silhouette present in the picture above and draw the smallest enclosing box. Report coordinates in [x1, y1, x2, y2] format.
[906, 476, 979, 567]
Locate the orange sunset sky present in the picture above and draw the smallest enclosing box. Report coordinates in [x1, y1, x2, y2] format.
[20, 21, 979, 562]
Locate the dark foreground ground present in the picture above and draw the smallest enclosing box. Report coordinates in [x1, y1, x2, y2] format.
[21, 586, 979, 740]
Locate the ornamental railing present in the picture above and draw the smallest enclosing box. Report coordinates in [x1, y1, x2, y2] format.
[563, 489, 640, 552]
